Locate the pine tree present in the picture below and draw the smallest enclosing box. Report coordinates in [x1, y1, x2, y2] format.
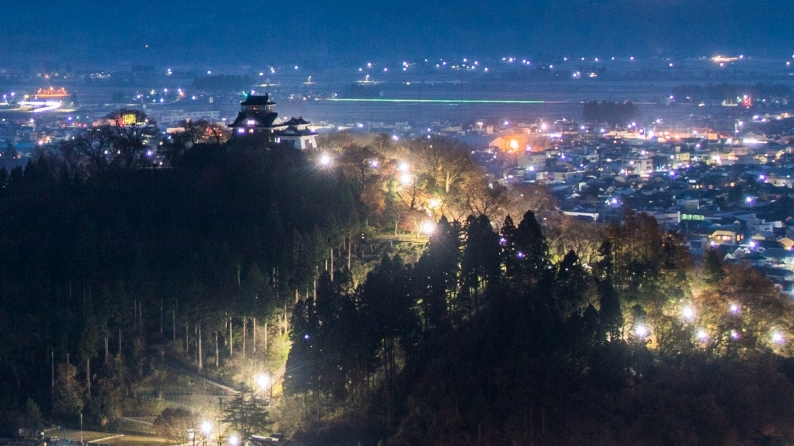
[513, 210, 550, 288]
[221, 385, 271, 443]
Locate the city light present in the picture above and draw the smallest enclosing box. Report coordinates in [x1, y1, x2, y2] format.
[696, 329, 708, 341]
[228, 435, 239, 446]
[201, 421, 212, 436]
[420, 221, 436, 236]
[682, 306, 695, 321]
[635, 324, 649, 338]
[319, 154, 332, 167]
[400, 173, 413, 185]
[256, 373, 272, 390]
[772, 332, 785, 345]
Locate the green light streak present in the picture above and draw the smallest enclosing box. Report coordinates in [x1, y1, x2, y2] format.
[327, 98, 552, 104]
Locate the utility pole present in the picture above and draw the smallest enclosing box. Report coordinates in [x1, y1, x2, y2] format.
[198, 323, 202, 371]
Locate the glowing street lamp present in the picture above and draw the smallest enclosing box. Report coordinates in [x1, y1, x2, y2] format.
[398, 162, 410, 172]
[772, 331, 785, 345]
[682, 305, 696, 322]
[729, 304, 740, 315]
[634, 324, 649, 339]
[400, 173, 414, 185]
[319, 153, 332, 167]
[420, 221, 436, 236]
[696, 329, 709, 342]
[428, 198, 440, 209]
[256, 373, 272, 391]
[228, 435, 239, 446]
[199, 421, 212, 446]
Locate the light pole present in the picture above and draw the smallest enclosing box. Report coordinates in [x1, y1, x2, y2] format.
[200, 421, 212, 446]
[256, 373, 272, 398]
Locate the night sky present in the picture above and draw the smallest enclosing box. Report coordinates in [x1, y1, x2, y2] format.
[2, 0, 793, 66]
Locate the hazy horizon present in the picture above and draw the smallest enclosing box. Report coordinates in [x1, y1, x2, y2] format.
[2, 0, 793, 68]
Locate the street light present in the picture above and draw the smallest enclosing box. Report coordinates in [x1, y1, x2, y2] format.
[256, 373, 271, 389]
[319, 153, 332, 167]
[634, 324, 649, 339]
[200, 421, 212, 446]
[256, 373, 272, 395]
[681, 305, 695, 322]
[228, 434, 239, 446]
[420, 221, 436, 236]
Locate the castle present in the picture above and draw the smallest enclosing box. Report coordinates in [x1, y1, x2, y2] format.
[228, 94, 318, 150]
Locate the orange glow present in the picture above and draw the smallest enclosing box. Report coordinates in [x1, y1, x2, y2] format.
[36, 87, 68, 98]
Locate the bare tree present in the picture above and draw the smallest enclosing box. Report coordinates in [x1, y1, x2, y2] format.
[206, 122, 231, 145]
[153, 408, 196, 446]
[105, 109, 159, 169]
[465, 182, 511, 222]
[411, 136, 476, 193]
[72, 125, 115, 171]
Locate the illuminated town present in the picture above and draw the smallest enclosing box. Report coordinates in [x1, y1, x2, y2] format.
[2, 1, 794, 445]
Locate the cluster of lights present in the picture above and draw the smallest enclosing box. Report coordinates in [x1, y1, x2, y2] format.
[676, 303, 787, 347]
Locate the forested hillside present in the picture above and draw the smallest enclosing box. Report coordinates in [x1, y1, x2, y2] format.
[1, 122, 794, 446]
[283, 211, 794, 446]
[0, 140, 359, 427]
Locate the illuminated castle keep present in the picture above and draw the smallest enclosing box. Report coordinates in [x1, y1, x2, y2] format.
[228, 94, 317, 149]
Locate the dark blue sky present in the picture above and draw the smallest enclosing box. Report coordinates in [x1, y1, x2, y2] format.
[2, 0, 792, 66]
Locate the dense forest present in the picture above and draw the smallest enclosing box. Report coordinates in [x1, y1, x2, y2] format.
[1, 112, 794, 446]
[283, 210, 794, 446]
[0, 126, 360, 430]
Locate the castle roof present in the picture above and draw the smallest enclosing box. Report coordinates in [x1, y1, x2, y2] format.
[241, 94, 275, 106]
[276, 126, 317, 137]
[283, 116, 310, 126]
